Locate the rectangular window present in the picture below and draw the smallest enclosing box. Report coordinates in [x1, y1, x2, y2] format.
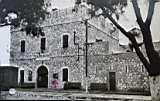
[41, 38, 46, 53]
[126, 65, 128, 73]
[53, 73, 58, 79]
[21, 40, 25, 52]
[96, 39, 102, 42]
[63, 35, 68, 48]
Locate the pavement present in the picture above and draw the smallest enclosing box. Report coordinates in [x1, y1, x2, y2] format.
[0, 88, 152, 100]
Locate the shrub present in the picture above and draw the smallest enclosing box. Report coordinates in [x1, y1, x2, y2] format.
[64, 82, 81, 90]
[90, 83, 108, 91]
[127, 88, 145, 92]
[18, 83, 35, 89]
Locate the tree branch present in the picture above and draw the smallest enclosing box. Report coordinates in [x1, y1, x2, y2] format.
[131, 0, 156, 63]
[101, 12, 151, 73]
[145, 0, 156, 26]
[131, 0, 144, 26]
[128, 32, 151, 73]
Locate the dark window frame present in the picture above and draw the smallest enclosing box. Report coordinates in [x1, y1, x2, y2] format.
[63, 35, 69, 48]
[53, 73, 58, 79]
[62, 68, 68, 82]
[96, 39, 103, 42]
[28, 70, 32, 81]
[41, 38, 46, 53]
[21, 40, 25, 52]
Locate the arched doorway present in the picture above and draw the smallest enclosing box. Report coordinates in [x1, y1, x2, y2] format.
[37, 66, 48, 88]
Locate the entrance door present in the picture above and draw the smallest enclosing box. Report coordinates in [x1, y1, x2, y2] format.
[20, 70, 24, 85]
[109, 72, 116, 91]
[62, 68, 68, 82]
[37, 66, 48, 88]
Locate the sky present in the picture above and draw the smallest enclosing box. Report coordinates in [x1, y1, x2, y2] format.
[52, 0, 75, 9]
[0, 25, 10, 65]
[0, 0, 160, 65]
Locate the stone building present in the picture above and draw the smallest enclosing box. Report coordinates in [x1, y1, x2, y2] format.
[10, 4, 151, 92]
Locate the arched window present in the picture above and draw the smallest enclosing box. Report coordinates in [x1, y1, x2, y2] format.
[63, 35, 68, 48]
[28, 70, 32, 81]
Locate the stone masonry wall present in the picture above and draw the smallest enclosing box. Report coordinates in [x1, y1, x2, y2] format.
[9, 6, 150, 92]
[86, 52, 150, 91]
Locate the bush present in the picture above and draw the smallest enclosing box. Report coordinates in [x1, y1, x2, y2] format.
[64, 82, 81, 90]
[127, 88, 145, 92]
[90, 83, 108, 91]
[18, 83, 35, 89]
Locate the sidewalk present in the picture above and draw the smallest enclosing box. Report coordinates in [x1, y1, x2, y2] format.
[1, 88, 151, 100]
[25, 88, 151, 96]
[68, 93, 151, 101]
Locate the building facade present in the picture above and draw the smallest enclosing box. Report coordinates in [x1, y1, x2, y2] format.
[10, 5, 150, 92]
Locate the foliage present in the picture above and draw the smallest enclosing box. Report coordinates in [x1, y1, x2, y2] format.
[76, 0, 127, 19]
[64, 82, 81, 90]
[21, 25, 45, 37]
[17, 83, 35, 89]
[90, 83, 108, 91]
[0, 0, 47, 27]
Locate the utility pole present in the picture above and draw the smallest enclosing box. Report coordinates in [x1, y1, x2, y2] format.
[85, 19, 88, 93]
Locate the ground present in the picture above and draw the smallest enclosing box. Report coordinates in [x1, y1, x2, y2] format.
[1, 89, 151, 100]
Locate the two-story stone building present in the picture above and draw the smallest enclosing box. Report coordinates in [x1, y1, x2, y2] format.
[10, 4, 150, 92]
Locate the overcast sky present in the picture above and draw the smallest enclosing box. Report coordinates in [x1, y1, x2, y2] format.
[0, 0, 160, 65]
[0, 26, 10, 65]
[52, 0, 75, 9]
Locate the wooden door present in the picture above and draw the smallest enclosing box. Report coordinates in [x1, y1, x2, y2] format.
[37, 66, 48, 88]
[20, 70, 24, 85]
[63, 68, 68, 82]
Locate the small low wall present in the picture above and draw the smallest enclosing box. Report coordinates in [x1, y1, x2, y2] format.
[0, 91, 70, 100]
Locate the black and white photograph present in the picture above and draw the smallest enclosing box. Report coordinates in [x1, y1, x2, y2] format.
[0, 0, 160, 100]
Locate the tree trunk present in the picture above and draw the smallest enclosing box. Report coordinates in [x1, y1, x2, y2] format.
[149, 75, 160, 101]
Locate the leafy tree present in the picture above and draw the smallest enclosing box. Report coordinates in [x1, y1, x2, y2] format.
[0, 0, 48, 36]
[77, 0, 160, 100]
